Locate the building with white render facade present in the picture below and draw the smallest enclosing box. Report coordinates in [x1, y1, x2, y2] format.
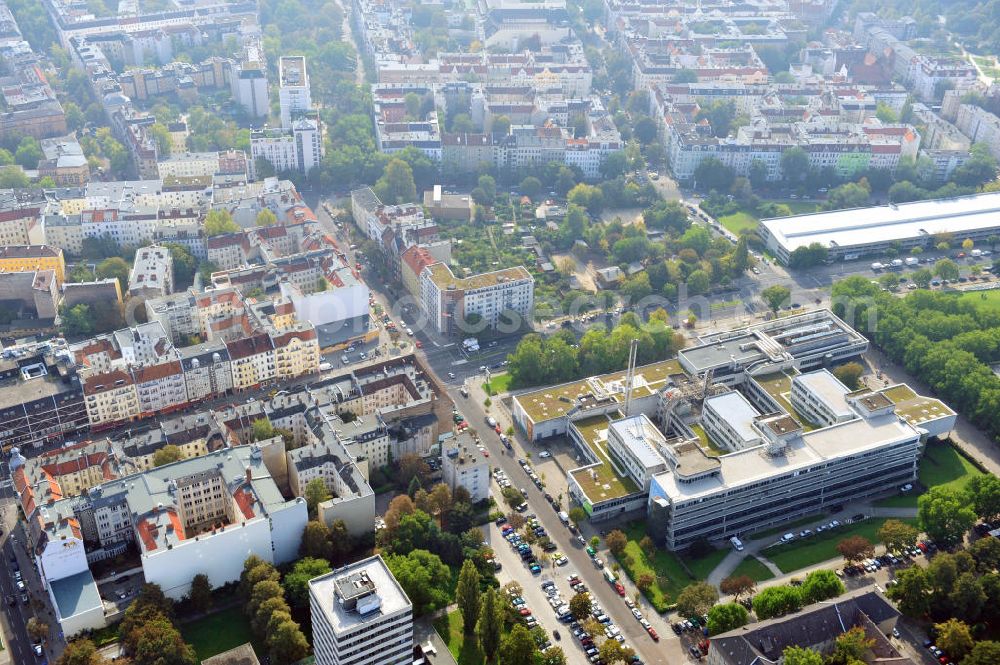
[441, 433, 490, 502]
[279, 56, 312, 129]
[419, 262, 534, 337]
[310, 555, 413, 665]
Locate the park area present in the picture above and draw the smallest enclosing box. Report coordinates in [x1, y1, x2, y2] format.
[877, 440, 985, 508]
[483, 372, 512, 396]
[729, 556, 774, 582]
[615, 523, 728, 613]
[180, 606, 258, 661]
[434, 609, 485, 665]
[762, 518, 919, 574]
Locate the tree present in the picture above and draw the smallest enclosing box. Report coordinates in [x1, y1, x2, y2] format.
[152, 444, 183, 467]
[782, 646, 824, 665]
[95, 257, 129, 292]
[878, 519, 919, 553]
[128, 616, 197, 665]
[570, 591, 593, 620]
[639, 536, 655, 558]
[0, 165, 29, 188]
[385, 549, 451, 616]
[933, 258, 960, 281]
[252, 596, 290, 636]
[540, 646, 568, 665]
[964, 641, 1000, 665]
[761, 285, 791, 313]
[493, 115, 512, 136]
[824, 181, 871, 211]
[520, 176, 542, 199]
[720, 575, 756, 602]
[934, 618, 974, 661]
[398, 453, 431, 488]
[780, 147, 809, 183]
[15, 136, 41, 168]
[686, 270, 710, 296]
[267, 617, 309, 665]
[456, 560, 481, 634]
[968, 474, 1000, 522]
[478, 587, 503, 661]
[500, 624, 538, 665]
[888, 566, 930, 618]
[598, 640, 636, 664]
[187, 574, 212, 614]
[676, 581, 719, 617]
[830, 626, 875, 664]
[752, 586, 802, 619]
[204, 209, 239, 236]
[304, 477, 332, 517]
[569, 507, 587, 526]
[299, 519, 332, 560]
[706, 602, 749, 635]
[56, 639, 110, 665]
[912, 268, 933, 288]
[800, 569, 845, 604]
[837, 535, 875, 564]
[256, 209, 278, 227]
[283, 557, 332, 608]
[918, 487, 976, 545]
[732, 235, 750, 275]
[247, 580, 284, 620]
[27, 616, 49, 642]
[605, 529, 627, 557]
[788, 243, 829, 269]
[374, 158, 417, 205]
[693, 157, 735, 191]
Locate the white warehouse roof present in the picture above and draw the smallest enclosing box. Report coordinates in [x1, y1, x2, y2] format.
[760, 192, 1000, 254]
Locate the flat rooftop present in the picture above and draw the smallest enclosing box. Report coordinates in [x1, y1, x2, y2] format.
[515, 358, 682, 424]
[761, 191, 1000, 252]
[878, 384, 955, 426]
[50, 569, 102, 620]
[754, 371, 819, 430]
[680, 333, 767, 373]
[653, 412, 919, 501]
[309, 555, 411, 633]
[569, 413, 639, 502]
[279, 56, 307, 87]
[793, 369, 853, 420]
[425, 262, 532, 291]
[609, 415, 666, 469]
[704, 391, 761, 444]
[0, 372, 77, 409]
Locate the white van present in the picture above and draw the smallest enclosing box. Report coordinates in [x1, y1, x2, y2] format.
[558, 511, 570, 525]
[730, 536, 744, 552]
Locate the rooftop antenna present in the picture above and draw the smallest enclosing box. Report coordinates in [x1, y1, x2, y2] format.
[623, 338, 639, 417]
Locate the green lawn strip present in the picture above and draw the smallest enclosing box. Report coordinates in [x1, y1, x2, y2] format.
[433, 609, 485, 665]
[763, 518, 918, 575]
[959, 288, 1000, 312]
[180, 606, 260, 661]
[718, 211, 758, 235]
[750, 514, 827, 541]
[878, 441, 982, 508]
[483, 373, 512, 396]
[729, 556, 774, 583]
[616, 523, 727, 612]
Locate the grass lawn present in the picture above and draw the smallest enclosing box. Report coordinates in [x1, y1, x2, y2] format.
[959, 288, 1000, 312]
[729, 556, 774, 583]
[718, 211, 758, 235]
[876, 441, 985, 508]
[181, 606, 259, 661]
[483, 372, 512, 396]
[763, 518, 918, 574]
[616, 523, 728, 612]
[782, 201, 821, 215]
[433, 609, 484, 665]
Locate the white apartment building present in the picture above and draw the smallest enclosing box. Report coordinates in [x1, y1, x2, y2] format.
[225, 333, 276, 390]
[156, 152, 221, 179]
[419, 263, 534, 337]
[791, 369, 855, 428]
[279, 56, 312, 128]
[310, 556, 413, 665]
[82, 370, 140, 427]
[441, 434, 490, 502]
[128, 244, 174, 297]
[132, 360, 187, 416]
[701, 391, 764, 452]
[249, 118, 323, 177]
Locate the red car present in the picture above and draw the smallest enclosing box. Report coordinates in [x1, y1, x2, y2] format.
[495, 424, 502, 434]
[647, 627, 659, 641]
[415, 341, 422, 348]
[614, 582, 625, 597]
[519, 608, 532, 616]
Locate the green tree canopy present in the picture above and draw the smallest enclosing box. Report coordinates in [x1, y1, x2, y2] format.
[918, 486, 977, 545]
[204, 209, 240, 236]
[385, 549, 451, 616]
[752, 585, 802, 619]
[706, 602, 749, 635]
[282, 557, 332, 608]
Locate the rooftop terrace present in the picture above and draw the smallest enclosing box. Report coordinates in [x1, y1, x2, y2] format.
[569, 413, 639, 503]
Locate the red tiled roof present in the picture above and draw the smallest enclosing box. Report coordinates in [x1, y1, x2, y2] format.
[82, 369, 134, 394]
[133, 360, 183, 384]
[225, 333, 273, 360]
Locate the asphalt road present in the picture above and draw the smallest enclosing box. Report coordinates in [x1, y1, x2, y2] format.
[453, 388, 685, 665]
